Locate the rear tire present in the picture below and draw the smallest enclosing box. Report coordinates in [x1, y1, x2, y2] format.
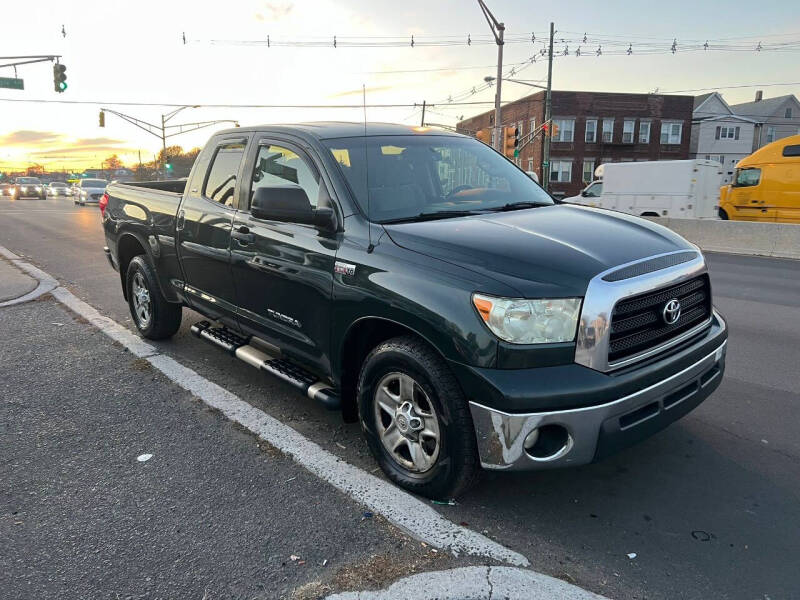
[358, 335, 479, 499]
[125, 255, 182, 340]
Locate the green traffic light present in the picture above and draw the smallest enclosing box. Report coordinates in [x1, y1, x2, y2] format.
[59, 82, 67, 91]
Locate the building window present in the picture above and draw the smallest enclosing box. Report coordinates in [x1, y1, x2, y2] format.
[527, 158, 533, 171]
[660, 121, 683, 144]
[716, 126, 740, 140]
[786, 108, 793, 119]
[529, 118, 536, 135]
[585, 119, 597, 143]
[602, 118, 614, 143]
[552, 118, 575, 142]
[491, 129, 496, 146]
[622, 119, 635, 144]
[706, 154, 725, 165]
[550, 159, 573, 183]
[766, 126, 776, 143]
[582, 159, 595, 183]
[639, 120, 651, 143]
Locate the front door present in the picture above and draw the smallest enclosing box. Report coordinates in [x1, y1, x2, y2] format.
[729, 167, 775, 221]
[177, 137, 247, 322]
[230, 138, 340, 375]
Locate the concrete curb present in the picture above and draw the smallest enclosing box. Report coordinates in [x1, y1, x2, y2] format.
[325, 566, 610, 600]
[0, 247, 58, 307]
[645, 218, 800, 260]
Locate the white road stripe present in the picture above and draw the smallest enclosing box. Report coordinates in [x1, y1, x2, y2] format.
[0, 244, 530, 568]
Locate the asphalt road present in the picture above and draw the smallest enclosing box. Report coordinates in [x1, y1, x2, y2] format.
[2, 195, 799, 599]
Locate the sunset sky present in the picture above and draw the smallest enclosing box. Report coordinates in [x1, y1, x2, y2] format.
[1, 0, 798, 172]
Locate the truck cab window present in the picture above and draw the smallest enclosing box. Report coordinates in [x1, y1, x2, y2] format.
[204, 142, 245, 206]
[734, 168, 761, 188]
[250, 144, 320, 208]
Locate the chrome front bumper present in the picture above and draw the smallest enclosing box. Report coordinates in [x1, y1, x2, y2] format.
[469, 328, 727, 471]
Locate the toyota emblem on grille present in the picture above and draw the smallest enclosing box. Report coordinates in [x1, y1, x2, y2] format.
[662, 298, 682, 325]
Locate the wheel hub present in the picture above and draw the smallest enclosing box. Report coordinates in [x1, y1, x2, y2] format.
[395, 401, 424, 438]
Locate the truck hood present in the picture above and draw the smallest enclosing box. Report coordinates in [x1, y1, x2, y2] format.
[382, 204, 694, 297]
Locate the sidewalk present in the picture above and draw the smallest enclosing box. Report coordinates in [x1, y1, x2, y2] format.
[0, 256, 37, 303]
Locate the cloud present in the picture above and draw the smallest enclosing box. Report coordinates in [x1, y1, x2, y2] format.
[255, 1, 294, 22]
[328, 85, 394, 98]
[72, 137, 127, 147]
[0, 130, 63, 146]
[32, 145, 139, 156]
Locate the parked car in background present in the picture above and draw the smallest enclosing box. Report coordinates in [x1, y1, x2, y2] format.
[0, 183, 15, 197]
[718, 134, 800, 223]
[13, 177, 46, 199]
[565, 160, 722, 219]
[73, 179, 108, 205]
[47, 181, 72, 197]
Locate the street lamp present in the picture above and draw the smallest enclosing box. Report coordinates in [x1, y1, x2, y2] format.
[483, 76, 547, 90]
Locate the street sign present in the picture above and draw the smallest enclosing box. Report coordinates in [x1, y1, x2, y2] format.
[0, 77, 24, 90]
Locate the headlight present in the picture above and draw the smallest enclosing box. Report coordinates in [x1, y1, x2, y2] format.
[472, 293, 582, 344]
[81, 190, 87, 196]
[35, 186, 42, 191]
[21, 186, 28, 192]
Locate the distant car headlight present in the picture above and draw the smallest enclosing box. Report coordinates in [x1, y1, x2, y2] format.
[21, 186, 28, 192]
[35, 186, 42, 191]
[472, 294, 582, 344]
[81, 190, 87, 196]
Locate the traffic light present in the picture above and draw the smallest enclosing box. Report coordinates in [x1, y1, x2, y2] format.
[53, 63, 67, 93]
[165, 160, 173, 174]
[502, 126, 518, 159]
[99, 110, 105, 127]
[475, 128, 490, 145]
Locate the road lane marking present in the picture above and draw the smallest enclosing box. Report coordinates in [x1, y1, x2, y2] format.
[0, 244, 530, 568]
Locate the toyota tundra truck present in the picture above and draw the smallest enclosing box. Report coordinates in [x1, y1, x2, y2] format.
[101, 123, 727, 499]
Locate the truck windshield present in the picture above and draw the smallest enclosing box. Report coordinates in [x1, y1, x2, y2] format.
[323, 135, 553, 223]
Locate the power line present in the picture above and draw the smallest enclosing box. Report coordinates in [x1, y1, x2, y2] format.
[0, 97, 502, 109]
[188, 33, 539, 48]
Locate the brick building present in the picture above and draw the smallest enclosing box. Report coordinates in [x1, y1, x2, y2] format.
[457, 91, 694, 197]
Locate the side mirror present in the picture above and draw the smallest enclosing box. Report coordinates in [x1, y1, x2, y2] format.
[581, 190, 588, 197]
[251, 184, 336, 230]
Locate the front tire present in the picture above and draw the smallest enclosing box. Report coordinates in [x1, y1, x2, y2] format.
[125, 255, 182, 340]
[718, 208, 729, 220]
[358, 336, 479, 499]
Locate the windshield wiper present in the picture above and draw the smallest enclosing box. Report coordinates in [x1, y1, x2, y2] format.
[488, 201, 548, 212]
[381, 210, 487, 224]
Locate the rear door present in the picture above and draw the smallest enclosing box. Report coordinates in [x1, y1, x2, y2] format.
[176, 135, 249, 323]
[230, 136, 341, 374]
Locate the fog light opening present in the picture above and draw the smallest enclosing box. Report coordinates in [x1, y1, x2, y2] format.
[524, 424, 571, 460]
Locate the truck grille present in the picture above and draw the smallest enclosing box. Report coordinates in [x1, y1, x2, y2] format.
[608, 275, 712, 364]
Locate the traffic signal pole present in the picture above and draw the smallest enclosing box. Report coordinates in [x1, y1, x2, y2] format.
[477, 0, 504, 152]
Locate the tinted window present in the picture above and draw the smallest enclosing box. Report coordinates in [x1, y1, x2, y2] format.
[782, 144, 800, 157]
[82, 179, 107, 188]
[734, 168, 761, 187]
[17, 177, 40, 184]
[323, 135, 552, 223]
[204, 142, 245, 206]
[250, 144, 320, 208]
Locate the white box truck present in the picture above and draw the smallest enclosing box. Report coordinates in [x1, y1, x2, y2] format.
[565, 160, 723, 219]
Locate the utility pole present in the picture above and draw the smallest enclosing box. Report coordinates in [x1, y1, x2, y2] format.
[542, 22, 554, 192]
[477, 0, 504, 151]
[420, 100, 426, 126]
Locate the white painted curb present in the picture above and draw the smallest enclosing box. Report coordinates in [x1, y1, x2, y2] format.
[326, 566, 610, 600]
[0, 245, 529, 568]
[0, 247, 58, 307]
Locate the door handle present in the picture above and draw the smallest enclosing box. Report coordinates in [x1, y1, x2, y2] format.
[232, 225, 255, 244]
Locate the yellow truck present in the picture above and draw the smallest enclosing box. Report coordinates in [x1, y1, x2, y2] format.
[719, 134, 800, 223]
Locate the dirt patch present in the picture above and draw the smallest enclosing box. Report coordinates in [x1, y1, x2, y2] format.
[256, 439, 286, 459]
[130, 358, 152, 372]
[291, 545, 451, 600]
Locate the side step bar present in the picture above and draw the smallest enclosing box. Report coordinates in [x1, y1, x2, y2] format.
[190, 321, 340, 410]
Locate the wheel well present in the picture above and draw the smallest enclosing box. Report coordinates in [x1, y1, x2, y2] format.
[117, 235, 147, 300]
[338, 319, 431, 423]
